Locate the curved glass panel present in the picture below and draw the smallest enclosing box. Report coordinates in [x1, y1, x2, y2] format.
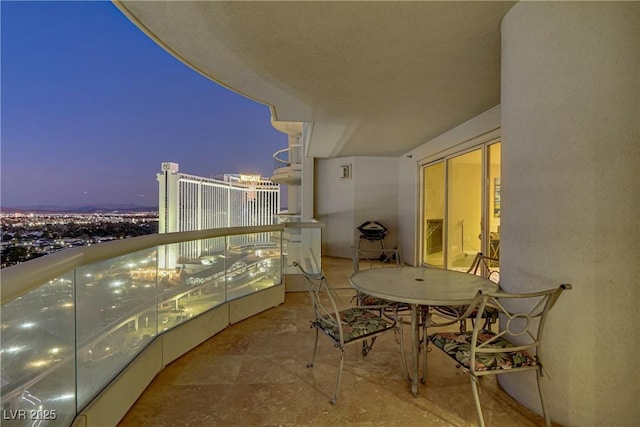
[1, 273, 76, 427]
[160, 238, 227, 325]
[75, 248, 157, 408]
[1, 227, 285, 425]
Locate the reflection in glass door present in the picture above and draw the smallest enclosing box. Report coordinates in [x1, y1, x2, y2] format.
[487, 143, 501, 270]
[446, 149, 483, 271]
[423, 162, 445, 267]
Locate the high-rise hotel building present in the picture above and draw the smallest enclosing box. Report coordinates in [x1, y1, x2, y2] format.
[157, 162, 280, 267]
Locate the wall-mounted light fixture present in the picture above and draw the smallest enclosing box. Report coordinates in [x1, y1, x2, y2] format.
[340, 164, 351, 179]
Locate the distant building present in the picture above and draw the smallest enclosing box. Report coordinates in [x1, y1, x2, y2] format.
[157, 162, 280, 268]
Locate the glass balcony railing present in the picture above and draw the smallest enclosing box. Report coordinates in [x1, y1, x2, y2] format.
[272, 144, 302, 171]
[0, 225, 290, 426]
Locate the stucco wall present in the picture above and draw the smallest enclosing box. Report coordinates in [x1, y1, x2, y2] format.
[501, 2, 640, 425]
[316, 156, 398, 258]
[315, 157, 355, 258]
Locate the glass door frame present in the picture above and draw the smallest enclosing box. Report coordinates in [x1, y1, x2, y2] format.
[419, 138, 501, 270]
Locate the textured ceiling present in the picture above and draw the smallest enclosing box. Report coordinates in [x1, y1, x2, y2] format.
[115, 1, 515, 157]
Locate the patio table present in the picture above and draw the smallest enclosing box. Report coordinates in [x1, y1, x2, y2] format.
[349, 266, 498, 395]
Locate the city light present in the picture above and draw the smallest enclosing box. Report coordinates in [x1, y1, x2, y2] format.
[20, 322, 36, 329]
[28, 360, 50, 368]
[3, 345, 27, 354]
[1, 212, 158, 268]
[50, 393, 75, 402]
[239, 174, 262, 183]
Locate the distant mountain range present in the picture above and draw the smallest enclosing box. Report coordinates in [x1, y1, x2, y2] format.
[0, 204, 159, 214]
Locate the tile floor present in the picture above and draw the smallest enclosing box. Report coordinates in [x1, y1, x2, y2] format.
[118, 257, 548, 426]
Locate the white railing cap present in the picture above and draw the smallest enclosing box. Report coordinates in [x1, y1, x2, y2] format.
[1, 222, 324, 305]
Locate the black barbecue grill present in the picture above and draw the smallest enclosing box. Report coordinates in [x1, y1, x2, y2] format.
[357, 220, 388, 251]
[357, 220, 388, 240]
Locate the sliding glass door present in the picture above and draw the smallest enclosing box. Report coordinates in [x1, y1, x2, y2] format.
[447, 149, 483, 271]
[421, 141, 501, 273]
[423, 162, 445, 267]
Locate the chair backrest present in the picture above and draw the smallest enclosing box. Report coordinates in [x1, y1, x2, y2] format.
[467, 252, 500, 283]
[294, 262, 345, 343]
[469, 284, 572, 372]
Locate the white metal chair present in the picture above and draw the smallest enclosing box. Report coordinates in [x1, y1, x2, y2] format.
[351, 244, 402, 306]
[429, 284, 572, 427]
[467, 251, 500, 283]
[350, 246, 419, 380]
[294, 262, 396, 404]
[433, 252, 500, 332]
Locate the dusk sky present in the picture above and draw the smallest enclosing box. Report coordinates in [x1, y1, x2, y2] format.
[1, 1, 287, 208]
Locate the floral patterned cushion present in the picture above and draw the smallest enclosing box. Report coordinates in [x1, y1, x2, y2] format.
[359, 294, 411, 314]
[360, 294, 392, 306]
[317, 308, 394, 343]
[429, 331, 537, 372]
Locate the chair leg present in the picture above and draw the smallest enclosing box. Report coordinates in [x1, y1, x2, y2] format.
[410, 305, 420, 396]
[307, 327, 319, 368]
[394, 313, 411, 381]
[536, 367, 551, 427]
[470, 375, 486, 427]
[331, 348, 346, 404]
[421, 307, 428, 384]
[481, 312, 496, 332]
[362, 336, 377, 356]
